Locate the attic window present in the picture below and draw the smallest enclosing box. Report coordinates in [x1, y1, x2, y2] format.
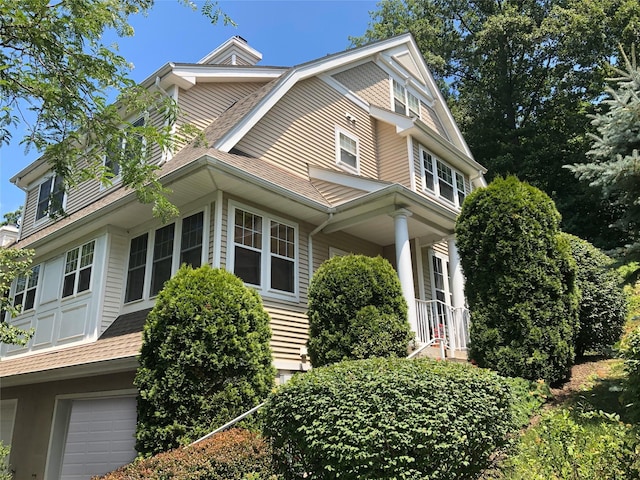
[392, 78, 422, 119]
[335, 127, 359, 173]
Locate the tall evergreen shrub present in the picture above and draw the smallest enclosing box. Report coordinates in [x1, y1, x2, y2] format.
[306, 255, 412, 367]
[455, 176, 579, 384]
[562, 233, 627, 356]
[135, 265, 275, 456]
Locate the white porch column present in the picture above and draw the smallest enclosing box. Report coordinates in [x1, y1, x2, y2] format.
[390, 209, 417, 332]
[447, 236, 465, 309]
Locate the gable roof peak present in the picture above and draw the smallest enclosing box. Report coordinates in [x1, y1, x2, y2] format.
[198, 35, 263, 66]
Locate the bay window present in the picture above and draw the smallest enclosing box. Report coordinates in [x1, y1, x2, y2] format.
[124, 211, 205, 302]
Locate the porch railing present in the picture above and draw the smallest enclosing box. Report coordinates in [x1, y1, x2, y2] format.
[414, 299, 469, 353]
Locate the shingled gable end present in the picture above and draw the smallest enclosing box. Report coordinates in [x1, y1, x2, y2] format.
[1, 33, 486, 478]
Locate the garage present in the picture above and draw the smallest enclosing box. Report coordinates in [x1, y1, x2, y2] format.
[59, 396, 137, 480]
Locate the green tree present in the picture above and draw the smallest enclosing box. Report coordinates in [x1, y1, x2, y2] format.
[353, 0, 640, 249]
[455, 176, 579, 384]
[566, 49, 640, 258]
[1, 0, 232, 221]
[306, 255, 412, 367]
[562, 233, 627, 356]
[134, 265, 275, 456]
[0, 208, 21, 227]
[0, 248, 35, 346]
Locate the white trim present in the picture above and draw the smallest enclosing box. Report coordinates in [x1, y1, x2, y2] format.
[308, 165, 384, 192]
[334, 126, 360, 174]
[415, 240, 425, 300]
[227, 200, 299, 301]
[213, 190, 223, 268]
[418, 145, 468, 209]
[33, 174, 66, 226]
[407, 136, 416, 191]
[0, 399, 18, 449]
[329, 246, 349, 258]
[319, 74, 370, 111]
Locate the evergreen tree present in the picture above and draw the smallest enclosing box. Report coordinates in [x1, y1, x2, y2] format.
[566, 49, 640, 258]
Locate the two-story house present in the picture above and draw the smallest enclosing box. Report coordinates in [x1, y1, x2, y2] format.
[0, 34, 486, 479]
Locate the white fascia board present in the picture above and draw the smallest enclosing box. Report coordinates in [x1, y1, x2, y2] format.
[215, 34, 415, 152]
[376, 52, 435, 103]
[308, 165, 388, 192]
[170, 66, 285, 83]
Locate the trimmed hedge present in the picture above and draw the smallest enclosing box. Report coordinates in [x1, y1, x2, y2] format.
[307, 255, 412, 367]
[455, 176, 579, 384]
[95, 429, 277, 480]
[262, 357, 518, 479]
[562, 233, 627, 356]
[135, 265, 276, 456]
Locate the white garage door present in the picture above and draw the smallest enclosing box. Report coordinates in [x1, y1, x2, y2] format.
[60, 397, 137, 480]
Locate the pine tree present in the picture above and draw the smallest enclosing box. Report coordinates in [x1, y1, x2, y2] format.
[567, 48, 640, 257]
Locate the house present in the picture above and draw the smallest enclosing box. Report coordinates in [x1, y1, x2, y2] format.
[0, 34, 486, 479]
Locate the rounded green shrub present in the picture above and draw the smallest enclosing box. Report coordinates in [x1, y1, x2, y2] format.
[262, 357, 517, 479]
[97, 429, 277, 479]
[135, 265, 276, 456]
[455, 176, 579, 384]
[307, 254, 412, 367]
[562, 233, 627, 356]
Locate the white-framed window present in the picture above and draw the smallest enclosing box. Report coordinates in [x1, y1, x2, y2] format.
[419, 146, 468, 208]
[35, 175, 65, 221]
[392, 78, 421, 119]
[103, 117, 145, 186]
[229, 203, 298, 298]
[13, 265, 40, 312]
[124, 210, 205, 303]
[335, 127, 359, 173]
[430, 251, 453, 326]
[62, 241, 95, 298]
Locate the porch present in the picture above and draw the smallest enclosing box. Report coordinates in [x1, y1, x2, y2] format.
[413, 299, 469, 359]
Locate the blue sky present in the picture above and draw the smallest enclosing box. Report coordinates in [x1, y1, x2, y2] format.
[0, 0, 380, 216]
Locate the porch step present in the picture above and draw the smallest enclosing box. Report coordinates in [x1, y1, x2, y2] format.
[409, 343, 468, 362]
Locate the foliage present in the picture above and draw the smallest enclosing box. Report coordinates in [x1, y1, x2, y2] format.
[95, 429, 277, 480]
[134, 265, 276, 456]
[0, 248, 34, 346]
[455, 176, 579, 384]
[263, 357, 518, 480]
[306, 255, 412, 367]
[0, 209, 21, 228]
[353, 0, 640, 249]
[619, 326, 640, 423]
[0, 442, 12, 480]
[503, 377, 550, 428]
[567, 48, 640, 259]
[494, 408, 640, 479]
[0, 0, 233, 221]
[561, 233, 628, 356]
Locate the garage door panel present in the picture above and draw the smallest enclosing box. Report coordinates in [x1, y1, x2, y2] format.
[60, 397, 137, 480]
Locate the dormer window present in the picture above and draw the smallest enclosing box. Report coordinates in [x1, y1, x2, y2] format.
[335, 127, 359, 173]
[103, 117, 145, 184]
[420, 146, 468, 208]
[36, 175, 65, 221]
[392, 79, 421, 118]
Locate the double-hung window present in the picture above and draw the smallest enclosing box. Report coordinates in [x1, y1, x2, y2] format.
[13, 265, 40, 312]
[231, 205, 297, 296]
[62, 241, 95, 298]
[335, 127, 359, 173]
[36, 175, 65, 221]
[392, 79, 421, 119]
[124, 211, 205, 302]
[420, 146, 468, 208]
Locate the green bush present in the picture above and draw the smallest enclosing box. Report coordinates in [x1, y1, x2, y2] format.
[262, 357, 517, 479]
[562, 233, 627, 356]
[620, 326, 640, 422]
[503, 377, 550, 428]
[307, 255, 412, 367]
[135, 265, 276, 456]
[95, 429, 277, 479]
[0, 442, 12, 480]
[496, 408, 640, 479]
[455, 176, 579, 384]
